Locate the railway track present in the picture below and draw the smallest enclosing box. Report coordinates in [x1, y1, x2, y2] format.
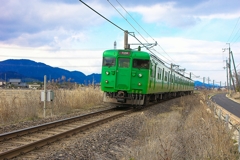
[0, 108, 133, 159]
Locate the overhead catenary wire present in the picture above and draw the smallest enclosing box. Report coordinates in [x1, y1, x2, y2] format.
[79, 1, 150, 54]
[230, 27, 240, 43]
[107, 0, 150, 46]
[106, 0, 172, 66]
[113, 0, 176, 64]
[106, 1, 162, 59]
[79, 0, 205, 76]
[227, 17, 240, 43]
[79, 0, 125, 32]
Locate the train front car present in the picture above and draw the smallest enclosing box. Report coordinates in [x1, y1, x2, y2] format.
[101, 49, 150, 107]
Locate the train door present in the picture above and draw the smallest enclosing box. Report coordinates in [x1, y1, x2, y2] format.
[162, 68, 164, 89]
[149, 61, 156, 90]
[116, 58, 131, 90]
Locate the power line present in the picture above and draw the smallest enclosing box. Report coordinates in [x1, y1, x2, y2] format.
[79, 0, 125, 32]
[188, 70, 224, 71]
[79, 0, 162, 64]
[106, 0, 172, 66]
[113, 0, 176, 64]
[230, 27, 240, 43]
[227, 17, 240, 43]
[107, 0, 150, 45]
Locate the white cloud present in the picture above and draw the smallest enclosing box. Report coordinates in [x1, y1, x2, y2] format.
[0, 0, 240, 84]
[128, 0, 240, 28]
[0, 0, 117, 47]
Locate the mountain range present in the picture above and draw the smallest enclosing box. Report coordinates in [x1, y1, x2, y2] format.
[0, 59, 221, 88]
[0, 59, 101, 84]
[194, 80, 221, 88]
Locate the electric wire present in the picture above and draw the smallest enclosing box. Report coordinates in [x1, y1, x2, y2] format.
[230, 27, 240, 43]
[227, 17, 240, 43]
[107, 0, 150, 46]
[106, 0, 161, 58]
[114, 0, 176, 64]
[79, 0, 159, 63]
[106, 0, 172, 66]
[79, 0, 125, 32]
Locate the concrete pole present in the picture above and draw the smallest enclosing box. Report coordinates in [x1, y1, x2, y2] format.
[231, 51, 240, 91]
[203, 77, 205, 88]
[44, 75, 46, 118]
[226, 60, 229, 93]
[228, 44, 232, 94]
[124, 30, 128, 50]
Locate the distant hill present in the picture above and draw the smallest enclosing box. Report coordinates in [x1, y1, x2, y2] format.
[0, 59, 101, 84]
[194, 80, 220, 88]
[1, 59, 221, 87]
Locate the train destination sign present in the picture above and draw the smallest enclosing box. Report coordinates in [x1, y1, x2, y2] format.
[119, 51, 130, 55]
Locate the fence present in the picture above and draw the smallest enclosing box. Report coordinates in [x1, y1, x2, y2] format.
[207, 99, 240, 153]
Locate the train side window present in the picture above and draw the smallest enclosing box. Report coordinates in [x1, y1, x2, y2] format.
[162, 68, 164, 80]
[103, 57, 115, 67]
[165, 71, 168, 81]
[133, 59, 149, 69]
[158, 68, 162, 80]
[168, 71, 171, 82]
[118, 58, 130, 68]
[151, 63, 155, 77]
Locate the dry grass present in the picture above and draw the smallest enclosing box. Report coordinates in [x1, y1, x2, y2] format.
[0, 87, 103, 125]
[127, 92, 238, 160]
[231, 92, 240, 102]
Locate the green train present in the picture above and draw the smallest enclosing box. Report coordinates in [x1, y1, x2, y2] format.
[101, 49, 194, 107]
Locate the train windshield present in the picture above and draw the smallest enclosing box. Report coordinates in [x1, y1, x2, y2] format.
[102, 57, 116, 67]
[133, 59, 149, 69]
[118, 58, 130, 68]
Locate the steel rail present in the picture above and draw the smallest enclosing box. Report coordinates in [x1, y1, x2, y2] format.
[0, 109, 133, 159]
[0, 108, 115, 142]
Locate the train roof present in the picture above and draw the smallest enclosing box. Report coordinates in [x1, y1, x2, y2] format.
[103, 49, 150, 59]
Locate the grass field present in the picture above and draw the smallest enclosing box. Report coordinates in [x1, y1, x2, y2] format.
[0, 87, 103, 125]
[126, 91, 239, 159]
[1, 88, 238, 159]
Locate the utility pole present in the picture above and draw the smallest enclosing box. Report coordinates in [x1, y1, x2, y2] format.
[208, 77, 210, 89]
[226, 60, 229, 93]
[114, 41, 117, 49]
[231, 51, 240, 91]
[44, 75, 46, 118]
[213, 80, 215, 89]
[226, 43, 236, 93]
[203, 77, 205, 88]
[170, 63, 173, 89]
[5, 73, 6, 89]
[227, 43, 232, 93]
[124, 30, 129, 50]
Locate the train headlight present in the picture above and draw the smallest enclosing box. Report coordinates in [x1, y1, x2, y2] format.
[138, 73, 142, 78]
[106, 71, 110, 75]
[138, 82, 141, 86]
[105, 80, 109, 84]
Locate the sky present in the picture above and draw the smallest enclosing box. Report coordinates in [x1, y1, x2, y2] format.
[0, 0, 240, 86]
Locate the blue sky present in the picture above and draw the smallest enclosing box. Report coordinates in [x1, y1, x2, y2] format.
[0, 0, 240, 85]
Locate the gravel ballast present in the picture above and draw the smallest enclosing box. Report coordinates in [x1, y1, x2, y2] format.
[2, 98, 181, 159]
